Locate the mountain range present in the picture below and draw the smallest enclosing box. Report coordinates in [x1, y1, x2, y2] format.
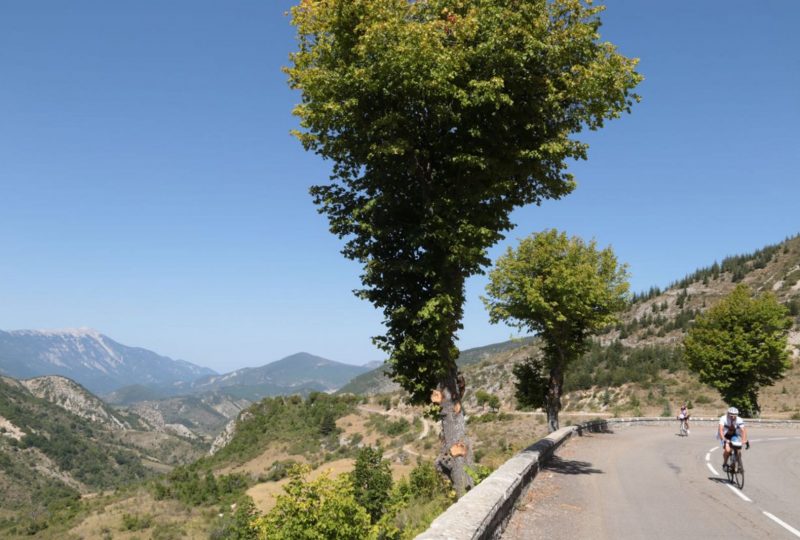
[177, 352, 371, 400]
[0, 328, 215, 395]
[0, 329, 373, 400]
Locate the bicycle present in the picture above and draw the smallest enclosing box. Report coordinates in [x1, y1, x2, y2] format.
[678, 416, 689, 436]
[726, 437, 745, 489]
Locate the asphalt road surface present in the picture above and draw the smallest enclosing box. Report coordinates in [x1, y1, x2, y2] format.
[502, 423, 800, 539]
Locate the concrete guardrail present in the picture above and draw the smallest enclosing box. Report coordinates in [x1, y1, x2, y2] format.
[415, 416, 800, 540]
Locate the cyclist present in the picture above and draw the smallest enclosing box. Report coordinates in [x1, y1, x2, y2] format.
[677, 403, 690, 434]
[719, 406, 749, 471]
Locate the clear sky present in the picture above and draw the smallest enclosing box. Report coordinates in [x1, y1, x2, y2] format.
[1, 1, 798, 373]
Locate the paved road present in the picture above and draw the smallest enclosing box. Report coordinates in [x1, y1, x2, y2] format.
[502, 423, 800, 539]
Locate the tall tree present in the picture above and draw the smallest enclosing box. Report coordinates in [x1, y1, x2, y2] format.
[684, 283, 792, 417]
[350, 446, 393, 524]
[483, 229, 629, 431]
[286, 0, 641, 494]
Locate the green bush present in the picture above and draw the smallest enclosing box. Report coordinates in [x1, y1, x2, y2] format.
[255, 465, 373, 539]
[366, 414, 411, 437]
[351, 446, 393, 523]
[121, 513, 153, 531]
[152, 468, 249, 506]
[660, 401, 672, 417]
[467, 412, 513, 424]
[465, 464, 493, 485]
[262, 460, 298, 482]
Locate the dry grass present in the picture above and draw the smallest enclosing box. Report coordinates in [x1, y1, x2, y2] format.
[68, 489, 213, 540]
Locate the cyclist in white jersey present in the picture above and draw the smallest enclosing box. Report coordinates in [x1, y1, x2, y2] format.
[718, 406, 749, 471]
[677, 403, 690, 434]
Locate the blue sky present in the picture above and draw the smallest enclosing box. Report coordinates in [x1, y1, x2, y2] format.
[1, 1, 798, 373]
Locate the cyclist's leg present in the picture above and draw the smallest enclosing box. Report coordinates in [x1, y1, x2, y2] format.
[722, 439, 731, 468]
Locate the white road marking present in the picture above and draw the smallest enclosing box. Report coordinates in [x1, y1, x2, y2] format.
[763, 512, 800, 538]
[707, 436, 800, 534]
[725, 483, 752, 502]
[662, 433, 800, 538]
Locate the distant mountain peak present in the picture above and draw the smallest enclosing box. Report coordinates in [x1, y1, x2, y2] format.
[11, 327, 101, 338]
[186, 352, 371, 399]
[0, 328, 216, 394]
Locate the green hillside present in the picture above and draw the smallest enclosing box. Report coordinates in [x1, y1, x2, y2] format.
[340, 234, 800, 419]
[0, 377, 151, 535]
[338, 337, 536, 395]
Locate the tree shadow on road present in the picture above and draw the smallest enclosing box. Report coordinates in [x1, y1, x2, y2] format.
[576, 422, 614, 435]
[544, 456, 604, 475]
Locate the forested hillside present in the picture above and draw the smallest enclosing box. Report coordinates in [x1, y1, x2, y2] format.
[344, 235, 800, 419]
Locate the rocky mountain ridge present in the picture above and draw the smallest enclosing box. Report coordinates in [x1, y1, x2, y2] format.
[0, 328, 216, 395]
[18, 375, 132, 431]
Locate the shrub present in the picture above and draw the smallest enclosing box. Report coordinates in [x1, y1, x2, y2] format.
[121, 513, 153, 531]
[351, 447, 392, 523]
[465, 464, 493, 485]
[254, 465, 373, 540]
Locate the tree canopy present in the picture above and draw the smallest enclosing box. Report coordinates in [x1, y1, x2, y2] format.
[287, 0, 641, 401]
[483, 229, 629, 430]
[683, 283, 792, 416]
[286, 0, 640, 492]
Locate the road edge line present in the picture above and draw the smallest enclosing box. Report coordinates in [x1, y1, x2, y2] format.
[763, 511, 800, 538]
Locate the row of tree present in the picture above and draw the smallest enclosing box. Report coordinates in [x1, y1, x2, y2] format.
[285, 0, 793, 499]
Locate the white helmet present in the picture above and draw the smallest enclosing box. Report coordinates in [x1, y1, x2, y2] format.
[727, 406, 739, 415]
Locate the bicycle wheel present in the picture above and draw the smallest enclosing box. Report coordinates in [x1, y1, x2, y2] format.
[726, 453, 735, 483]
[734, 451, 745, 489]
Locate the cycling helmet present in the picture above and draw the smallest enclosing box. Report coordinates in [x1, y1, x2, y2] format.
[727, 406, 739, 415]
[730, 435, 743, 447]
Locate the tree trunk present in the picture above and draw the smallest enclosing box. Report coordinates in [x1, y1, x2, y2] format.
[545, 362, 564, 433]
[434, 367, 473, 497]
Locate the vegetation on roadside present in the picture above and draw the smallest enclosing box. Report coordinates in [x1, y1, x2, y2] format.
[250, 450, 455, 540]
[684, 283, 793, 416]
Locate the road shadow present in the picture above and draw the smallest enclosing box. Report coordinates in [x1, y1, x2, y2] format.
[708, 476, 732, 486]
[544, 456, 604, 475]
[576, 422, 614, 435]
